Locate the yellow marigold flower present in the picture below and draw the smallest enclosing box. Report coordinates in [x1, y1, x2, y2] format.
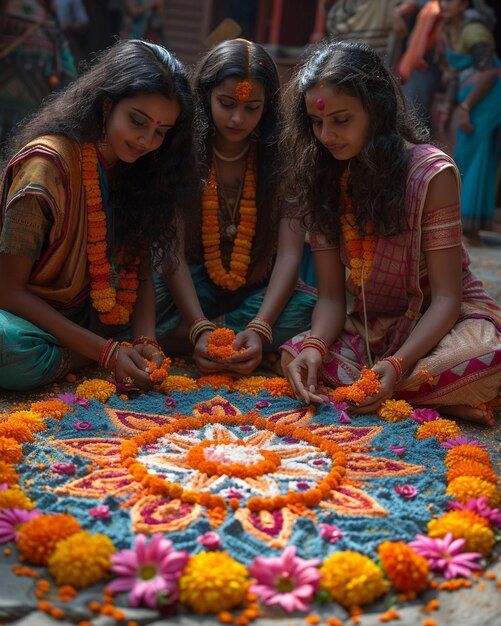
[428, 510, 495, 556]
[446, 476, 500, 508]
[8, 413, 47, 433]
[232, 376, 268, 396]
[377, 399, 413, 422]
[0, 436, 23, 464]
[0, 487, 35, 511]
[377, 541, 429, 593]
[0, 421, 35, 443]
[416, 419, 462, 442]
[0, 461, 20, 486]
[262, 377, 294, 397]
[444, 445, 492, 468]
[17, 514, 82, 565]
[197, 374, 235, 390]
[159, 375, 198, 393]
[179, 552, 248, 613]
[319, 551, 388, 607]
[447, 460, 498, 485]
[30, 400, 73, 419]
[48, 531, 115, 588]
[76, 379, 115, 403]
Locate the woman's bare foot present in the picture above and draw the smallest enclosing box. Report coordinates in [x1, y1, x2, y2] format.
[438, 403, 494, 426]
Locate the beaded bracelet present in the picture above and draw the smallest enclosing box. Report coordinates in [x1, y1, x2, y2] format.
[378, 355, 403, 382]
[246, 317, 273, 343]
[300, 336, 329, 359]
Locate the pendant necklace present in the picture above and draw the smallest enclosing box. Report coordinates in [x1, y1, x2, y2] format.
[213, 152, 246, 240]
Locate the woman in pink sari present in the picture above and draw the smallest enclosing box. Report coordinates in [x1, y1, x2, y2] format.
[279, 40, 500, 424]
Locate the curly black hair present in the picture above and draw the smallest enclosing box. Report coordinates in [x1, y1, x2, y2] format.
[189, 38, 282, 281]
[280, 39, 430, 241]
[3, 39, 199, 269]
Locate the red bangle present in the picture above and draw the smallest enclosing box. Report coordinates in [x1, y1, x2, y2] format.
[300, 343, 325, 358]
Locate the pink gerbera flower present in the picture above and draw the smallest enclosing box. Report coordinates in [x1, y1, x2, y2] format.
[409, 533, 483, 579]
[440, 436, 487, 449]
[0, 508, 42, 543]
[411, 408, 441, 424]
[249, 545, 321, 613]
[107, 534, 189, 608]
[448, 497, 501, 527]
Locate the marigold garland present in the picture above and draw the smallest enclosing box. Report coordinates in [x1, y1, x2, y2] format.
[17, 514, 82, 565]
[340, 168, 378, 287]
[427, 510, 495, 556]
[446, 476, 500, 508]
[202, 147, 257, 290]
[48, 531, 115, 588]
[179, 551, 248, 613]
[82, 143, 140, 325]
[76, 379, 116, 403]
[377, 541, 429, 593]
[331, 368, 381, 404]
[377, 399, 413, 422]
[319, 551, 388, 607]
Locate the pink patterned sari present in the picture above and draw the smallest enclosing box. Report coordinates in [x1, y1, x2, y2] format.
[281, 145, 501, 407]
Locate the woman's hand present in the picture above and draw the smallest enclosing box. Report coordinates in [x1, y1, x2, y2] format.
[349, 360, 398, 415]
[113, 345, 152, 388]
[282, 348, 327, 404]
[222, 329, 263, 375]
[457, 107, 474, 133]
[193, 330, 224, 373]
[133, 342, 164, 367]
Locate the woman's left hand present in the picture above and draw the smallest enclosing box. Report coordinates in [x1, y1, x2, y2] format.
[223, 329, 263, 375]
[349, 360, 398, 415]
[457, 107, 474, 133]
[133, 342, 164, 367]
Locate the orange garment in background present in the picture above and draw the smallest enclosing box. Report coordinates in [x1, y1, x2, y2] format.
[398, 0, 442, 80]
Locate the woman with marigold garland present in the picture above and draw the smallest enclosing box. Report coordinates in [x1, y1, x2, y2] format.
[157, 39, 317, 375]
[0, 39, 198, 390]
[279, 40, 500, 424]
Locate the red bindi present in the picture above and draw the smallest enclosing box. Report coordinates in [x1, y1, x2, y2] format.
[316, 98, 325, 111]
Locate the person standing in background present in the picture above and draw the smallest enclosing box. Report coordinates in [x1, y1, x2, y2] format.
[0, 0, 77, 150]
[54, 0, 89, 65]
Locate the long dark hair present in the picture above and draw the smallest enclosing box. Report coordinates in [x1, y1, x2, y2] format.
[280, 39, 429, 241]
[3, 39, 199, 267]
[190, 38, 281, 280]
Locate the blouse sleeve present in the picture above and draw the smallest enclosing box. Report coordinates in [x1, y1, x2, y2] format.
[0, 195, 53, 259]
[421, 198, 462, 251]
[309, 231, 339, 251]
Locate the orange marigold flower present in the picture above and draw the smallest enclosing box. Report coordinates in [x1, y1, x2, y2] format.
[0, 436, 24, 464]
[76, 379, 115, 403]
[0, 487, 36, 510]
[232, 376, 268, 395]
[444, 445, 492, 468]
[158, 375, 198, 393]
[446, 460, 499, 485]
[416, 419, 462, 442]
[17, 514, 82, 565]
[377, 399, 413, 423]
[377, 541, 429, 593]
[207, 328, 245, 361]
[197, 374, 235, 390]
[0, 461, 20, 486]
[0, 421, 35, 443]
[8, 412, 47, 433]
[427, 510, 495, 556]
[30, 400, 73, 419]
[48, 531, 115, 588]
[446, 476, 500, 508]
[262, 377, 294, 397]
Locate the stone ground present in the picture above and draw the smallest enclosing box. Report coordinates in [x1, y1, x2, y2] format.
[1, 236, 500, 626]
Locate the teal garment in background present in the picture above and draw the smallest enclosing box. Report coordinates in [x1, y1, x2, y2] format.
[447, 48, 501, 232]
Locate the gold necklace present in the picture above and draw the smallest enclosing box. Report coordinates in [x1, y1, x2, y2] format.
[213, 144, 249, 162]
[213, 153, 246, 240]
